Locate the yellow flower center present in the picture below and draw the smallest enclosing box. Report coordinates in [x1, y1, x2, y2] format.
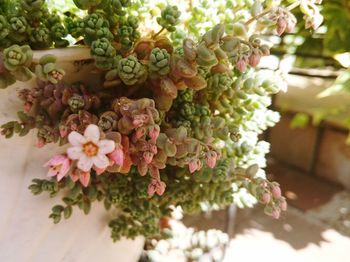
[83, 141, 99, 157]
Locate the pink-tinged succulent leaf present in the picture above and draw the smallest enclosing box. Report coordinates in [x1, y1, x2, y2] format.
[171, 55, 197, 78]
[155, 94, 173, 111]
[138, 162, 148, 176]
[160, 77, 178, 98]
[183, 38, 197, 61]
[184, 75, 207, 91]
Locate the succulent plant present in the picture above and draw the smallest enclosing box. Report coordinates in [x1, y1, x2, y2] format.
[35, 54, 65, 84]
[29, 24, 52, 49]
[21, 0, 45, 11]
[0, 73, 16, 89]
[0, 15, 9, 40]
[83, 13, 113, 45]
[149, 48, 170, 76]
[1, 44, 33, 86]
[0, 0, 319, 243]
[8, 16, 28, 43]
[157, 5, 181, 32]
[90, 38, 119, 70]
[50, 23, 69, 48]
[117, 15, 140, 50]
[72, 0, 103, 10]
[118, 55, 147, 85]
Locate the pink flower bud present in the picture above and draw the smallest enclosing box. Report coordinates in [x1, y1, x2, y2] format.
[143, 151, 154, 164]
[109, 147, 124, 166]
[24, 102, 32, 113]
[280, 199, 287, 211]
[148, 179, 166, 197]
[135, 127, 146, 139]
[236, 58, 247, 72]
[261, 192, 271, 204]
[36, 138, 46, 148]
[149, 126, 160, 142]
[276, 17, 287, 35]
[59, 126, 68, 138]
[248, 52, 261, 67]
[271, 184, 282, 198]
[150, 144, 158, 154]
[272, 209, 280, 219]
[189, 159, 199, 173]
[132, 114, 149, 127]
[205, 151, 217, 168]
[94, 166, 106, 175]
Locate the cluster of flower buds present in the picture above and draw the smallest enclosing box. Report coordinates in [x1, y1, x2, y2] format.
[234, 164, 287, 219]
[269, 7, 297, 36]
[300, 0, 324, 30]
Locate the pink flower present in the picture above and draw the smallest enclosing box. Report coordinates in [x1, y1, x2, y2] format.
[44, 154, 70, 181]
[67, 124, 115, 172]
[71, 168, 90, 187]
[109, 146, 124, 166]
[148, 179, 166, 197]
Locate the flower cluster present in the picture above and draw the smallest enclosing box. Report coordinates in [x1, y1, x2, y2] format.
[0, 0, 323, 241]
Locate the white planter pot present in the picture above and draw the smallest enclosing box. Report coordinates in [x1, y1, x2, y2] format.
[0, 48, 144, 262]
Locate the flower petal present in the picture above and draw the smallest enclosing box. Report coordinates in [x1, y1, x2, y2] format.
[84, 124, 100, 143]
[77, 155, 94, 172]
[98, 139, 115, 154]
[67, 146, 83, 160]
[47, 169, 58, 177]
[68, 131, 86, 146]
[92, 154, 110, 169]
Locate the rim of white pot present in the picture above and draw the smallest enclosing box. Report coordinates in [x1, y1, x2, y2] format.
[32, 46, 91, 63]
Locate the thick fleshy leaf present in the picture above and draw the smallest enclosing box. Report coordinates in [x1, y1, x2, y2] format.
[184, 75, 207, 90]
